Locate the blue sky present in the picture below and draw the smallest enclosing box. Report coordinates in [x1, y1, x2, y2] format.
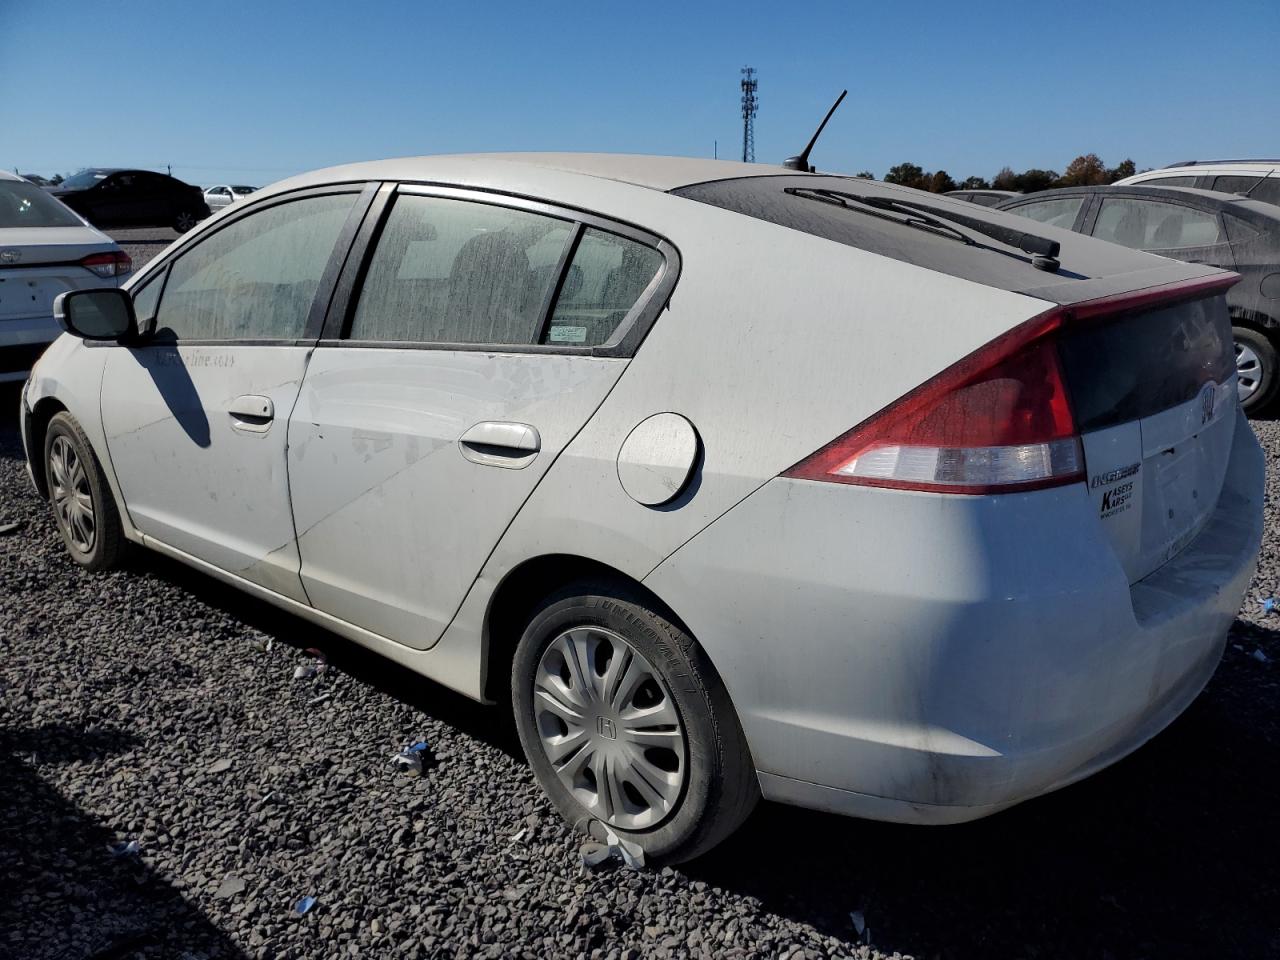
[2, 0, 1277, 188]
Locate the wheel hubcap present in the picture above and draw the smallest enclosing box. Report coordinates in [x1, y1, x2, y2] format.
[176, 212, 195, 230]
[1236, 339, 1262, 402]
[49, 436, 95, 553]
[533, 627, 686, 830]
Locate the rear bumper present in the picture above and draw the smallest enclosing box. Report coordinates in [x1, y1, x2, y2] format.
[1, 314, 61, 382]
[644, 411, 1263, 822]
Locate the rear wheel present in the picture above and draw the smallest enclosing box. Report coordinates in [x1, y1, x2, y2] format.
[44, 412, 128, 571]
[1233, 326, 1278, 415]
[511, 581, 758, 864]
[173, 209, 199, 233]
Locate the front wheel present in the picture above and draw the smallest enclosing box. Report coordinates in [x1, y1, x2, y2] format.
[173, 209, 199, 233]
[512, 581, 758, 864]
[44, 412, 128, 571]
[1234, 326, 1279, 415]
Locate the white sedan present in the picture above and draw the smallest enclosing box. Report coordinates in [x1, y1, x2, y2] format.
[0, 171, 130, 382]
[21, 154, 1264, 862]
[203, 184, 257, 211]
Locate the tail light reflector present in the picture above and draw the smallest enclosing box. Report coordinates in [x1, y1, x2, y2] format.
[782, 274, 1238, 495]
[79, 250, 132, 278]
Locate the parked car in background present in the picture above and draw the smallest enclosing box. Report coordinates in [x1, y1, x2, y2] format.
[998, 185, 1280, 413]
[944, 188, 1018, 207]
[204, 184, 258, 211]
[1115, 159, 1280, 208]
[21, 154, 1262, 862]
[0, 171, 130, 382]
[51, 168, 210, 233]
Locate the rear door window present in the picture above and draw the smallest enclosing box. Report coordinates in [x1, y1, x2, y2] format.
[349, 194, 572, 345]
[1005, 197, 1085, 229]
[541, 228, 663, 347]
[1143, 175, 1196, 188]
[1092, 198, 1223, 250]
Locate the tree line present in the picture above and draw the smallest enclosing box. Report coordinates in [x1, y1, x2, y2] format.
[854, 154, 1141, 194]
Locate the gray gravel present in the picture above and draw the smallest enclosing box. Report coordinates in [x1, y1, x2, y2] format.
[1, 232, 1277, 959]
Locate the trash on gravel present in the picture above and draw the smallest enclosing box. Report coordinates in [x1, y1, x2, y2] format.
[1262, 597, 1276, 616]
[579, 824, 645, 871]
[108, 839, 140, 858]
[1253, 648, 1270, 663]
[307, 692, 332, 706]
[0, 520, 24, 535]
[390, 741, 429, 776]
[293, 649, 328, 680]
[214, 874, 246, 899]
[511, 828, 527, 844]
[208, 758, 233, 774]
[292, 895, 317, 917]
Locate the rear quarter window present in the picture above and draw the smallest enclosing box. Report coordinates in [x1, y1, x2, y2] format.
[542, 228, 663, 347]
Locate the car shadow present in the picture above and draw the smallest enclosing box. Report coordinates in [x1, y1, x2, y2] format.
[0, 723, 246, 959]
[126, 547, 523, 759]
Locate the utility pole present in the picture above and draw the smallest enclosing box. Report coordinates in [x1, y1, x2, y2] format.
[740, 67, 758, 163]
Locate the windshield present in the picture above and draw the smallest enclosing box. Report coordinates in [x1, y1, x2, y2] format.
[61, 170, 110, 190]
[0, 181, 83, 228]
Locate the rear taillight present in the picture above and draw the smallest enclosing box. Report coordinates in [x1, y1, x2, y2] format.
[783, 274, 1238, 496]
[79, 251, 132, 279]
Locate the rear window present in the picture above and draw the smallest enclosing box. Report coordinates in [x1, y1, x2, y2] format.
[0, 182, 83, 228]
[1057, 296, 1234, 431]
[1211, 175, 1280, 207]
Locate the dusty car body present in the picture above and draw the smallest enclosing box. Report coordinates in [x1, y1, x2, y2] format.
[22, 154, 1264, 861]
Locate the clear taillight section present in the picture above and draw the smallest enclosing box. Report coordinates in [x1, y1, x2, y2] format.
[783, 274, 1239, 496]
[79, 250, 132, 279]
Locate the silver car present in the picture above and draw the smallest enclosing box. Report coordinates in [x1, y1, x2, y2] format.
[21, 154, 1264, 862]
[203, 184, 257, 211]
[0, 171, 131, 383]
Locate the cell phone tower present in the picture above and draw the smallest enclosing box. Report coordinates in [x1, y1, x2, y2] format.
[740, 66, 758, 163]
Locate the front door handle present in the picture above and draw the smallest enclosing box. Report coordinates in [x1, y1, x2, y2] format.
[458, 421, 540, 469]
[228, 395, 274, 433]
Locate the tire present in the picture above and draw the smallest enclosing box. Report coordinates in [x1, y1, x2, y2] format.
[1234, 326, 1279, 416]
[173, 209, 199, 233]
[44, 412, 129, 571]
[512, 580, 758, 864]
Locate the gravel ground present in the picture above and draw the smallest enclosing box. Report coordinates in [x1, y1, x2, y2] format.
[1, 232, 1277, 959]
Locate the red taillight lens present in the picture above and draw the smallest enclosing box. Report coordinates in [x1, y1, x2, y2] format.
[783, 274, 1240, 496]
[79, 250, 132, 279]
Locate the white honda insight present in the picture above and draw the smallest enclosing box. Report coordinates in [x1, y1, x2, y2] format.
[21, 154, 1264, 862]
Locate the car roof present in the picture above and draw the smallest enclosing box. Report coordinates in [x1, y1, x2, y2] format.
[1000, 184, 1280, 219]
[266, 153, 791, 196]
[0, 170, 22, 182]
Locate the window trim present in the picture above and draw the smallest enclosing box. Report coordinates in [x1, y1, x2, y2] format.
[317, 182, 681, 358]
[121, 182, 378, 347]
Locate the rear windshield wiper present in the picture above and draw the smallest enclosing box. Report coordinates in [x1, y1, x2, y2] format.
[785, 187, 1062, 271]
[786, 187, 977, 247]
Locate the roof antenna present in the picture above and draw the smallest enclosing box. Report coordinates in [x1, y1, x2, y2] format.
[1242, 168, 1276, 198]
[783, 90, 847, 173]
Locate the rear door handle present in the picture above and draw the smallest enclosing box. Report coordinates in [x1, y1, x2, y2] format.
[458, 421, 540, 469]
[228, 394, 274, 433]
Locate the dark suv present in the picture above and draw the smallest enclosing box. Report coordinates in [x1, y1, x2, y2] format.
[999, 185, 1280, 414]
[51, 169, 210, 233]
